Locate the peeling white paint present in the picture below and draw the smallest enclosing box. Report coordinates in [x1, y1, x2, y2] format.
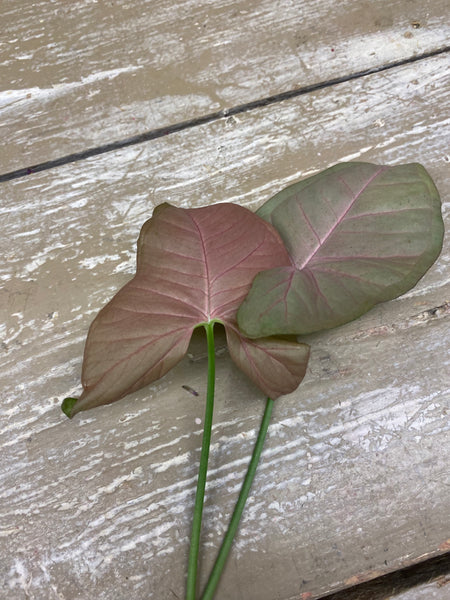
[0, 66, 144, 111]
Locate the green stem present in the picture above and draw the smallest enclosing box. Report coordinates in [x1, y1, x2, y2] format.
[200, 397, 274, 600]
[186, 321, 216, 600]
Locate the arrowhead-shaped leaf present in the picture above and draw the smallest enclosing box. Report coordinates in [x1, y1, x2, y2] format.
[238, 162, 444, 337]
[67, 202, 310, 416]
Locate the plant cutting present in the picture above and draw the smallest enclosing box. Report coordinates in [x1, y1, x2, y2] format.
[62, 162, 444, 599]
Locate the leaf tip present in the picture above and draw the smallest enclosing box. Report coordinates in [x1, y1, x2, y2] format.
[61, 397, 78, 419]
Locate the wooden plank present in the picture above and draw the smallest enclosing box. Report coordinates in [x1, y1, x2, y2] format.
[1, 0, 449, 171]
[394, 578, 450, 600]
[0, 54, 449, 600]
[325, 554, 450, 600]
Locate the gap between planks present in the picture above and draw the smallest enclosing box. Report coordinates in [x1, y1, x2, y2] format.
[1, 45, 449, 183]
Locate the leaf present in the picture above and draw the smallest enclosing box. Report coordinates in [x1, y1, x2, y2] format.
[238, 162, 444, 337]
[67, 202, 310, 416]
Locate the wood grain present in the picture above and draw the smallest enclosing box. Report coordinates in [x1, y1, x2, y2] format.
[324, 554, 450, 600]
[0, 52, 449, 600]
[1, 0, 449, 170]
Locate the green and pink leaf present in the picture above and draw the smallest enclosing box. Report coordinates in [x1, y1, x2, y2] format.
[238, 162, 444, 337]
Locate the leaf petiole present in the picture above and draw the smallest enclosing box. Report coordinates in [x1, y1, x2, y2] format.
[200, 397, 274, 600]
[186, 322, 275, 599]
[186, 321, 216, 600]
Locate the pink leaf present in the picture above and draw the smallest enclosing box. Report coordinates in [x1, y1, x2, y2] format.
[69, 202, 310, 416]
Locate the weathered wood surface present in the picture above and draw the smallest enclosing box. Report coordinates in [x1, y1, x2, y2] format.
[395, 578, 450, 600]
[1, 49, 449, 599]
[325, 554, 450, 600]
[1, 0, 449, 171]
